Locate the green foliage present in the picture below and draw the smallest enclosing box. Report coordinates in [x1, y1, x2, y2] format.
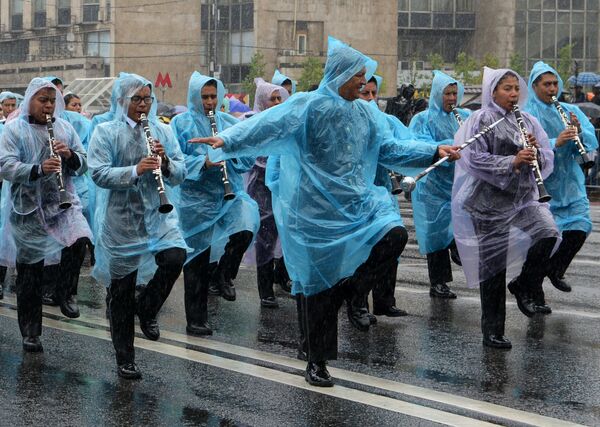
[454, 52, 479, 85]
[298, 57, 324, 92]
[241, 51, 266, 105]
[481, 53, 500, 69]
[557, 44, 573, 86]
[509, 52, 525, 77]
[427, 53, 445, 75]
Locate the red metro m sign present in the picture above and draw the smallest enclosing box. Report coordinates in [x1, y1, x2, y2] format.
[155, 72, 173, 88]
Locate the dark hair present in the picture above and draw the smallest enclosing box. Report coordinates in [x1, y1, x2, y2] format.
[51, 78, 63, 86]
[281, 78, 292, 86]
[204, 79, 218, 88]
[532, 71, 556, 86]
[368, 76, 378, 85]
[64, 93, 80, 105]
[494, 71, 518, 91]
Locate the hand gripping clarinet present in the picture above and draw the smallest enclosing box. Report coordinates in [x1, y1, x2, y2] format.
[400, 115, 507, 193]
[551, 95, 594, 168]
[512, 105, 552, 203]
[207, 110, 235, 200]
[45, 114, 72, 209]
[139, 113, 174, 213]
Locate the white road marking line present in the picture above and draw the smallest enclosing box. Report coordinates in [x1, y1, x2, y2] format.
[0, 306, 497, 427]
[0, 299, 586, 427]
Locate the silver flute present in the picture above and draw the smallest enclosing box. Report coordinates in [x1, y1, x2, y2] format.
[207, 110, 235, 200]
[551, 95, 594, 168]
[139, 113, 173, 213]
[45, 114, 72, 209]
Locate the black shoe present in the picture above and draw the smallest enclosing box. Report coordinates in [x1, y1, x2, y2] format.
[297, 349, 308, 361]
[277, 279, 292, 293]
[139, 318, 160, 341]
[0, 284, 3, 300]
[429, 283, 457, 299]
[507, 278, 536, 318]
[208, 283, 221, 296]
[22, 336, 43, 353]
[117, 362, 142, 380]
[346, 305, 370, 332]
[260, 296, 279, 308]
[534, 302, 552, 314]
[60, 296, 80, 319]
[220, 280, 236, 301]
[305, 362, 333, 387]
[42, 293, 59, 306]
[483, 335, 512, 349]
[367, 312, 378, 325]
[186, 323, 213, 336]
[373, 306, 408, 317]
[549, 274, 572, 292]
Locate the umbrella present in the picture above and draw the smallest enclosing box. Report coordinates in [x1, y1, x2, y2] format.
[574, 102, 600, 118]
[568, 72, 600, 86]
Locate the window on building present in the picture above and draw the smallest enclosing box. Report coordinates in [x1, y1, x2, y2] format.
[106, 0, 111, 21]
[57, 0, 71, 26]
[86, 31, 110, 59]
[411, 12, 432, 27]
[83, 0, 100, 23]
[231, 4, 241, 30]
[297, 33, 307, 55]
[11, 0, 23, 31]
[40, 35, 70, 59]
[241, 3, 253, 30]
[33, 0, 46, 28]
[456, 0, 474, 11]
[218, 5, 229, 31]
[398, 12, 409, 27]
[411, 0, 431, 12]
[398, 0, 409, 11]
[0, 39, 29, 63]
[432, 0, 453, 12]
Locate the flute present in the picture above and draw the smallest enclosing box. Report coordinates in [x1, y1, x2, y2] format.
[45, 114, 72, 210]
[207, 110, 235, 200]
[512, 105, 552, 203]
[551, 96, 594, 168]
[401, 116, 507, 193]
[139, 113, 173, 213]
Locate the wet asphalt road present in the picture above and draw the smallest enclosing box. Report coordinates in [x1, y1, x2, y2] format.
[0, 200, 599, 426]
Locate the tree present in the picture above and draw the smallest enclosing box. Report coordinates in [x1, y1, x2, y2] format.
[557, 44, 574, 86]
[427, 53, 444, 74]
[298, 57, 324, 92]
[454, 52, 479, 85]
[481, 53, 500, 69]
[509, 52, 525, 77]
[241, 51, 266, 105]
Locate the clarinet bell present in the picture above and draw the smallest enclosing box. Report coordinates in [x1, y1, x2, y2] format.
[400, 176, 417, 193]
[158, 192, 173, 213]
[223, 180, 235, 200]
[537, 185, 552, 203]
[390, 173, 403, 195]
[580, 152, 595, 169]
[58, 189, 72, 210]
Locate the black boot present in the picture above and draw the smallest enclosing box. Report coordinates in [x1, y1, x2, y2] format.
[22, 336, 43, 353]
[305, 361, 333, 387]
[117, 362, 142, 380]
[346, 297, 370, 332]
[532, 287, 552, 315]
[507, 277, 536, 317]
[429, 283, 457, 299]
[483, 335, 512, 349]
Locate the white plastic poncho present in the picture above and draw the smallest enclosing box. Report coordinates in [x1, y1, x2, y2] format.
[451, 67, 560, 287]
[170, 72, 259, 264]
[87, 73, 189, 286]
[210, 36, 438, 296]
[409, 71, 470, 254]
[0, 78, 91, 264]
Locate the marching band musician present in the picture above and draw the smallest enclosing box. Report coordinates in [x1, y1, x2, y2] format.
[525, 61, 598, 307]
[452, 67, 559, 349]
[0, 78, 91, 352]
[170, 72, 258, 335]
[409, 71, 470, 300]
[88, 73, 188, 379]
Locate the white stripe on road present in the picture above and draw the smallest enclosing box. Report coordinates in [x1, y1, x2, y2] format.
[0, 305, 496, 427]
[0, 299, 586, 427]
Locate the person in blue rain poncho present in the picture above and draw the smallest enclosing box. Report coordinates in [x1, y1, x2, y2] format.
[87, 73, 188, 379]
[0, 91, 18, 123]
[244, 78, 291, 309]
[192, 37, 459, 387]
[525, 61, 598, 305]
[271, 69, 297, 95]
[452, 67, 560, 349]
[0, 78, 92, 352]
[169, 72, 258, 336]
[409, 71, 470, 300]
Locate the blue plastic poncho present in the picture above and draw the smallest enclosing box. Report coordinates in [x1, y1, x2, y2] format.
[210, 37, 438, 296]
[409, 71, 470, 254]
[452, 67, 559, 287]
[170, 72, 259, 264]
[525, 61, 597, 235]
[0, 91, 17, 104]
[272, 69, 297, 95]
[87, 73, 189, 286]
[0, 78, 92, 264]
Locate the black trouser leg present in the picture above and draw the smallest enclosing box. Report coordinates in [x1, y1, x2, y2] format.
[0, 265, 7, 284]
[520, 237, 557, 303]
[479, 270, 506, 337]
[273, 257, 290, 285]
[426, 248, 453, 285]
[257, 259, 275, 300]
[549, 230, 587, 279]
[296, 295, 307, 355]
[212, 231, 253, 283]
[372, 259, 398, 311]
[137, 248, 186, 322]
[183, 249, 210, 327]
[109, 271, 137, 365]
[55, 238, 88, 303]
[15, 261, 45, 338]
[42, 264, 60, 299]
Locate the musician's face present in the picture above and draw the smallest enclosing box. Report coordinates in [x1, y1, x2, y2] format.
[1, 98, 16, 117]
[533, 73, 559, 104]
[339, 68, 367, 101]
[265, 90, 283, 109]
[66, 97, 82, 113]
[127, 85, 152, 122]
[201, 85, 218, 115]
[492, 75, 520, 112]
[29, 87, 56, 123]
[359, 81, 378, 102]
[442, 84, 458, 113]
[282, 82, 293, 95]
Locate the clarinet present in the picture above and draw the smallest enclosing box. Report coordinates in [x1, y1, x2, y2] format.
[139, 113, 173, 213]
[512, 105, 552, 203]
[207, 110, 235, 200]
[388, 172, 403, 195]
[451, 105, 464, 126]
[401, 116, 507, 193]
[45, 114, 72, 210]
[551, 96, 594, 168]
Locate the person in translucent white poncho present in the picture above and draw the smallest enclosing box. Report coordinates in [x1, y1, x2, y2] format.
[409, 71, 471, 300]
[451, 67, 560, 349]
[525, 61, 597, 309]
[0, 78, 92, 352]
[170, 72, 258, 337]
[88, 73, 188, 379]
[192, 37, 460, 387]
